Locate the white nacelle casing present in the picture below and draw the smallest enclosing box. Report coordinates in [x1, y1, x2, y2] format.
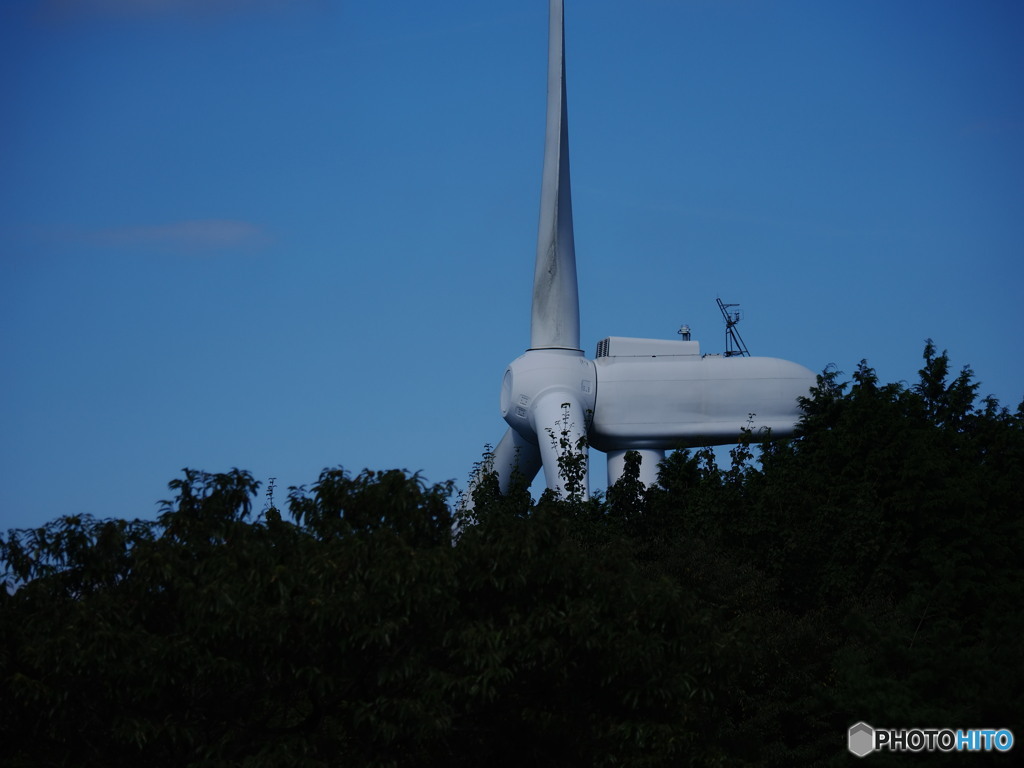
[589, 337, 815, 451]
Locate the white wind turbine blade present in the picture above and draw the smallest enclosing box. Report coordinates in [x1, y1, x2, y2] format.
[522, 0, 591, 498]
[459, 428, 541, 514]
[533, 390, 590, 500]
[531, 0, 580, 352]
[490, 427, 543, 494]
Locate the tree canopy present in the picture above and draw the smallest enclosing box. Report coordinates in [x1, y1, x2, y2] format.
[2, 342, 1022, 767]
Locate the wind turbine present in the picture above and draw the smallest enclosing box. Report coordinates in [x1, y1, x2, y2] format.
[471, 0, 816, 501]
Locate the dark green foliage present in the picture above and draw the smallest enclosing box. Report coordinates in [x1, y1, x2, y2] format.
[2, 342, 1021, 766]
[643, 343, 1023, 767]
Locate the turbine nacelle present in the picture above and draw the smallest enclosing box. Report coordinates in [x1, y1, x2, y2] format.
[590, 337, 814, 451]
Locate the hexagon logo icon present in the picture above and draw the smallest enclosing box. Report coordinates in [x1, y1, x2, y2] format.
[848, 722, 875, 757]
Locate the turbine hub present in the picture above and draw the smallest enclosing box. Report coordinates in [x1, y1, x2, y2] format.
[501, 349, 596, 443]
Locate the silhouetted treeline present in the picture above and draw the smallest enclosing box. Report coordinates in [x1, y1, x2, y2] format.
[2, 341, 1021, 767]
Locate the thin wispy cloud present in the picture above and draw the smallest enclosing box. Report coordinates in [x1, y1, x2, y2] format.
[40, 0, 320, 22]
[80, 219, 272, 253]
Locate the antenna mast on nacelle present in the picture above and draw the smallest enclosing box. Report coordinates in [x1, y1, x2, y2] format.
[717, 298, 750, 357]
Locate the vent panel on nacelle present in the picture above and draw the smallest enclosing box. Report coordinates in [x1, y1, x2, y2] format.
[595, 337, 701, 358]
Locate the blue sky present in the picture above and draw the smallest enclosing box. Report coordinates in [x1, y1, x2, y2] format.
[2, 0, 1022, 531]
